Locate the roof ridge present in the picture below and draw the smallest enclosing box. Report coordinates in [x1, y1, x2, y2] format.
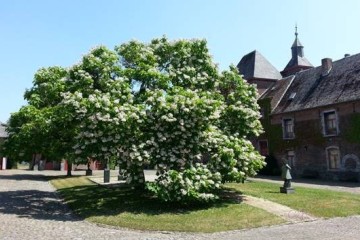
[329, 52, 360, 64]
[273, 52, 360, 114]
[271, 75, 295, 112]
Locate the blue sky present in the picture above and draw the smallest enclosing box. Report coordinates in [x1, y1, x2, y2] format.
[1, 0, 360, 122]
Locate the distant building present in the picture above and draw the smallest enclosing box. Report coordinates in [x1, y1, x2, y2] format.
[237, 29, 360, 181]
[0, 122, 7, 139]
[0, 122, 8, 169]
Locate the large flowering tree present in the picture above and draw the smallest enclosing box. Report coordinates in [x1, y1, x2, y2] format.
[6, 37, 264, 202]
[65, 37, 264, 202]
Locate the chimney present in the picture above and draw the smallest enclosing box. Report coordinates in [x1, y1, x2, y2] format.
[344, 54, 350, 58]
[321, 58, 332, 76]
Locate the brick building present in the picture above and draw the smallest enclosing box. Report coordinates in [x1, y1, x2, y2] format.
[238, 30, 360, 181]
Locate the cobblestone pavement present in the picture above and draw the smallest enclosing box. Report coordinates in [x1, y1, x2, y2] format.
[1, 170, 360, 240]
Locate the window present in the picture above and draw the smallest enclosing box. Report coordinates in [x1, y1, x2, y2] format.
[258, 140, 269, 156]
[327, 147, 340, 170]
[288, 92, 296, 101]
[323, 110, 338, 136]
[282, 118, 294, 139]
[286, 150, 295, 167]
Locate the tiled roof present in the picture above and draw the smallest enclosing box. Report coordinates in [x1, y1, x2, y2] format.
[272, 53, 360, 114]
[0, 123, 8, 138]
[284, 55, 313, 70]
[237, 50, 282, 81]
[260, 75, 295, 111]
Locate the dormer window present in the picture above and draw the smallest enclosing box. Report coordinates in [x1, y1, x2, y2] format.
[322, 110, 338, 136]
[288, 92, 296, 101]
[282, 118, 295, 139]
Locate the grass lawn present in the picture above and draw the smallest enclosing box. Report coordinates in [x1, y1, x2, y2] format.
[227, 180, 360, 218]
[50, 176, 284, 232]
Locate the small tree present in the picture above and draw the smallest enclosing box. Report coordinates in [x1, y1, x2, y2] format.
[4, 66, 76, 173]
[5, 48, 122, 175]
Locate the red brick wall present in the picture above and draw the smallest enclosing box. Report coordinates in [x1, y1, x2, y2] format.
[267, 100, 360, 181]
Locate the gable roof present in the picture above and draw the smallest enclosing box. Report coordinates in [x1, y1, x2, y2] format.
[272, 53, 360, 114]
[260, 75, 295, 111]
[237, 50, 282, 81]
[0, 122, 8, 138]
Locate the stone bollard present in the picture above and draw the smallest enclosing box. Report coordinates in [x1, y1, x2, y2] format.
[86, 169, 93, 176]
[104, 169, 110, 183]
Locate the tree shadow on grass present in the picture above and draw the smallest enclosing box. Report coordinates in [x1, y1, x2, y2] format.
[57, 183, 246, 219]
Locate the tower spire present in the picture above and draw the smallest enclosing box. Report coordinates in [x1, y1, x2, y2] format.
[281, 26, 313, 77]
[291, 25, 303, 55]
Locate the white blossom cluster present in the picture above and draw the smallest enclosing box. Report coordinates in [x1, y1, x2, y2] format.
[144, 87, 223, 172]
[202, 127, 264, 183]
[213, 67, 264, 138]
[147, 163, 222, 203]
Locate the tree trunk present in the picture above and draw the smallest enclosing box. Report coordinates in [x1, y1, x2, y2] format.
[67, 161, 72, 176]
[128, 169, 145, 190]
[137, 170, 146, 189]
[30, 154, 36, 170]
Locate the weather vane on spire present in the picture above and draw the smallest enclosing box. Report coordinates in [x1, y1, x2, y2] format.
[295, 24, 298, 37]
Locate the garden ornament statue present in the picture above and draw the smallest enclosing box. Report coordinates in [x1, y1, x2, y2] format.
[280, 158, 295, 194]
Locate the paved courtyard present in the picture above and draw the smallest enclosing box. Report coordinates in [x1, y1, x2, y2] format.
[1, 170, 360, 240]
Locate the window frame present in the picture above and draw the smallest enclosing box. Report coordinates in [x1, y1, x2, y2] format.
[326, 146, 341, 170]
[282, 117, 295, 139]
[322, 110, 339, 136]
